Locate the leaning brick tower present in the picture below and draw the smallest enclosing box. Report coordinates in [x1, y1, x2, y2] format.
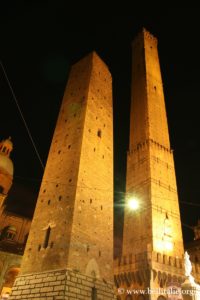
[10, 52, 115, 299]
[114, 29, 186, 299]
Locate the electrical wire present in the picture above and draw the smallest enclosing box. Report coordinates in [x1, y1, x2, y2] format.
[0, 61, 198, 235]
[14, 175, 200, 209]
[0, 61, 44, 170]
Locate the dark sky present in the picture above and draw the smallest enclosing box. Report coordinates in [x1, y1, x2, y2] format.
[1, 4, 200, 250]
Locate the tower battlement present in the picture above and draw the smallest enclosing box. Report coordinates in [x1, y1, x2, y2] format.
[143, 28, 158, 44]
[114, 251, 200, 287]
[132, 28, 158, 48]
[114, 251, 184, 270]
[118, 28, 184, 298]
[128, 138, 173, 154]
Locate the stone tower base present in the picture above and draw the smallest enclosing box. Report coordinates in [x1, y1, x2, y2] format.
[9, 269, 116, 299]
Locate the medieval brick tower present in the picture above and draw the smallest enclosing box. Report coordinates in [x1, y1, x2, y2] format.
[10, 52, 115, 299]
[114, 29, 186, 299]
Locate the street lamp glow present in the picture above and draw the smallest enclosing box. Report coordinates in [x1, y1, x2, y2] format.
[164, 240, 173, 251]
[127, 198, 139, 211]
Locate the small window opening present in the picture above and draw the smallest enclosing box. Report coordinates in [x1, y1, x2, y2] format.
[43, 226, 51, 249]
[97, 129, 102, 138]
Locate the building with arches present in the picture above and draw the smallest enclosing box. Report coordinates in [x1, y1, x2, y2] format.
[0, 137, 31, 298]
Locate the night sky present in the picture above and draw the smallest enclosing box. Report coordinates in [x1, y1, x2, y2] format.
[1, 4, 200, 253]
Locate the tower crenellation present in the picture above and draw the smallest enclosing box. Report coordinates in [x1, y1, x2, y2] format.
[115, 28, 185, 299]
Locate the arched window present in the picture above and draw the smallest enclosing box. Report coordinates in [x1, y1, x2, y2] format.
[137, 295, 145, 300]
[4, 267, 20, 287]
[157, 296, 166, 300]
[1, 267, 20, 297]
[0, 226, 17, 241]
[126, 295, 133, 300]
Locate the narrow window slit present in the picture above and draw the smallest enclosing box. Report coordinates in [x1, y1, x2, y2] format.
[97, 129, 102, 138]
[43, 226, 51, 249]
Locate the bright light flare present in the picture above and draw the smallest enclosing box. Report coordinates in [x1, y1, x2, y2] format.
[156, 240, 173, 252]
[164, 240, 173, 251]
[127, 198, 139, 211]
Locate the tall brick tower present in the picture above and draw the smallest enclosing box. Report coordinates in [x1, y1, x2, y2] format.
[114, 29, 185, 298]
[10, 52, 115, 299]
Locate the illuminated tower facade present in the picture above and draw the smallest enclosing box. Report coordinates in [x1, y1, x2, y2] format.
[10, 52, 115, 299]
[114, 29, 185, 298]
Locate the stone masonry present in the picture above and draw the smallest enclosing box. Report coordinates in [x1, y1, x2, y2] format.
[10, 269, 116, 299]
[10, 52, 115, 299]
[115, 29, 185, 300]
[123, 28, 184, 258]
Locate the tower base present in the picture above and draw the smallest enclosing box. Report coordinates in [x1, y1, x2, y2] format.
[114, 251, 187, 300]
[10, 269, 116, 299]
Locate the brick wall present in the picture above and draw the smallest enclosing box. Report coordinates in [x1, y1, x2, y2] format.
[10, 269, 116, 299]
